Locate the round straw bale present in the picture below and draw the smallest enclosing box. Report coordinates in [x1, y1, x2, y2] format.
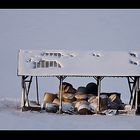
[75, 100, 89, 109]
[57, 92, 69, 101]
[57, 82, 76, 101]
[63, 93, 76, 103]
[88, 95, 97, 103]
[75, 100, 92, 114]
[86, 82, 98, 96]
[43, 92, 57, 103]
[87, 94, 96, 99]
[52, 98, 60, 105]
[77, 102, 92, 115]
[59, 82, 73, 93]
[75, 93, 88, 101]
[109, 92, 121, 98]
[77, 87, 87, 94]
[67, 87, 77, 94]
[109, 93, 122, 104]
[89, 96, 108, 111]
[45, 103, 59, 113]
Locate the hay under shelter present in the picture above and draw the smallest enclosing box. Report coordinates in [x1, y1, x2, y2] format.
[17, 49, 140, 114]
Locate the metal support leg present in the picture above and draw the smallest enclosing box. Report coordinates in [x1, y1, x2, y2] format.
[97, 76, 101, 112]
[130, 77, 139, 110]
[59, 76, 63, 113]
[128, 77, 136, 104]
[21, 76, 33, 111]
[21, 76, 25, 110]
[36, 76, 40, 105]
[135, 77, 139, 110]
[27, 76, 33, 95]
[56, 76, 67, 114]
[24, 82, 30, 107]
[127, 77, 132, 104]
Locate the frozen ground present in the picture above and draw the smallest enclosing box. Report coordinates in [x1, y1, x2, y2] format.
[0, 98, 140, 130]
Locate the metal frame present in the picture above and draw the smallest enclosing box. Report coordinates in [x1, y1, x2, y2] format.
[55, 76, 104, 114]
[21, 76, 40, 111]
[127, 76, 140, 110]
[18, 50, 140, 114]
[56, 76, 67, 113]
[92, 76, 104, 112]
[20, 75, 140, 114]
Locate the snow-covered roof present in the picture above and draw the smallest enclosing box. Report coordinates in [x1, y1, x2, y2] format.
[17, 49, 140, 77]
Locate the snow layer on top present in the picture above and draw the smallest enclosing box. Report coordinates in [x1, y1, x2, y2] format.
[18, 50, 140, 76]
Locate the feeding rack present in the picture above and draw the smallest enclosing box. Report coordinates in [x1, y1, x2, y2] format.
[17, 49, 140, 114]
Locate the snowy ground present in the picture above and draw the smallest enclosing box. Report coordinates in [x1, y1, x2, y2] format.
[1, 9, 140, 130]
[0, 98, 140, 130]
